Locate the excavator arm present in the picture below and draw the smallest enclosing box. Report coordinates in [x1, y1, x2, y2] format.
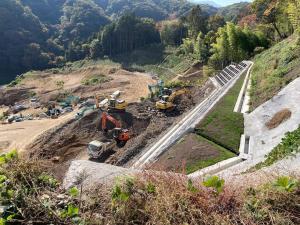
[168, 88, 190, 102]
[101, 112, 121, 131]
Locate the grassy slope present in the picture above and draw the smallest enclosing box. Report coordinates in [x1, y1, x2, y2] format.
[186, 135, 236, 174]
[196, 73, 245, 153]
[123, 45, 197, 81]
[250, 35, 300, 110]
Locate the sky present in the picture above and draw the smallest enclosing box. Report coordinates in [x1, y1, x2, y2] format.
[189, 0, 252, 7]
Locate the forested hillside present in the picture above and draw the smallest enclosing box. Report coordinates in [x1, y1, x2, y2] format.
[1, 0, 299, 85]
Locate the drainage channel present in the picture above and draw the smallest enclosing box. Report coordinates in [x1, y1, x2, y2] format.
[188, 61, 254, 178]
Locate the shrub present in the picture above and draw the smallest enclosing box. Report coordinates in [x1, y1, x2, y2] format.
[203, 175, 225, 194]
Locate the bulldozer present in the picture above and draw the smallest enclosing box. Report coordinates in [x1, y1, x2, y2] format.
[101, 112, 131, 147]
[156, 88, 191, 111]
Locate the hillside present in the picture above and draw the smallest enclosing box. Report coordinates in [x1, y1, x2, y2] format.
[0, 0, 219, 85]
[250, 35, 300, 110]
[217, 2, 250, 22]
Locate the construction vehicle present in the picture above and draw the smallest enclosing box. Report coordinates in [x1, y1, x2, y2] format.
[108, 98, 128, 112]
[156, 88, 190, 111]
[87, 140, 116, 159]
[101, 112, 131, 147]
[148, 80, 165, 98]
[95, 96, 127, 112]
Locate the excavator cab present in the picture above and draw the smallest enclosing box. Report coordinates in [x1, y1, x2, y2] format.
[156, 88, 190, 111]
[113, 128, 131, 147]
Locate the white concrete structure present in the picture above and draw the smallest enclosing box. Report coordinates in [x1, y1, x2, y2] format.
[63, 160, 136, 190]
[245, 77, 300, 160]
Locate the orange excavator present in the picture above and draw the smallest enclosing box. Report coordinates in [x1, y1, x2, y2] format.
[101, 112, 131, 147]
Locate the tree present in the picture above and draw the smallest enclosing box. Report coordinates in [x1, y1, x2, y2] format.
[184, 5, 208, 38]
[89, 39, 103, 59]
[252, 0, 286, 39]
[22, 43, 50, 70]
[286, 0, 300, 39]
[101, 13, 160, 56]
[208, 15, 226, 32]
[160, 21, 188, 46]
[209, 23, 269, 69]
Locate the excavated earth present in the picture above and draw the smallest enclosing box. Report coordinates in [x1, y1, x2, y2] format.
[25, 81, 215, 178]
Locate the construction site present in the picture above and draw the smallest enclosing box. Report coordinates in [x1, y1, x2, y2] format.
[0, 60, 221, 178]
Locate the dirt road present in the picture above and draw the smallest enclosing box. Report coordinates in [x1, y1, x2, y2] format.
[0, 112, 75, 152]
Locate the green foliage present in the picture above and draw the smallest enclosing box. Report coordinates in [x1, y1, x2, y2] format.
[250, 35, 300, 110]
[165, 80, 188, 89]
[69, 187, 79, 198]
[60, 204, 79, 219]
[218, 2, 250, 23]
[101, 13, 160, 56]
[160, 20, 188, 46]
[203, 176, 225, 194]
[146, 183, 156, 194]
[7, 75, 25, 87]
[209, 23, 269, 69]
[112, 184, 130, 203]
[187, 179, 198, 193]
[183, 5, 209, 38]
[111, 177, 135, 204]
[274, 176, 299, 192]
[38, 173, 58, 188]
[56, 80, 65, 90]
[0, 150, 18, 165]
[81, 74, 110, 86]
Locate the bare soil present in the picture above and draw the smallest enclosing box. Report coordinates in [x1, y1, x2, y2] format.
[0, 66, 155, 154]
[152, 133, 220, 173]
[25, 81, 215, 178]
[265, 108, 292, 130]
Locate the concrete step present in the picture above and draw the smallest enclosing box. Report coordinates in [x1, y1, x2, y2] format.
[213, 76, 224, 87]
[228, 65, 239, 74]
[224, 68, 235, 77]
[226, 67, 238, 76]
[220, 71, 231, 80]
[216, 73, 228, 84]
[239, 62, 247, 68]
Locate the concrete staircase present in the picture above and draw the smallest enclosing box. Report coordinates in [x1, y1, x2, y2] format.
[211, 61, 249, 88]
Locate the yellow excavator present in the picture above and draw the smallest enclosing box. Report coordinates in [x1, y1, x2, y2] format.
[108, 98, 128, 111]
[156, 88, 190, 111]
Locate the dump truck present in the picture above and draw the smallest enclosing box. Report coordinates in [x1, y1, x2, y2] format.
[87, 140, 116, 159]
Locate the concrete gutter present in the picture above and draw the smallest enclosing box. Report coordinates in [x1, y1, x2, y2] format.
[234, 62, 254, 113]
[188, 157, 243, 179]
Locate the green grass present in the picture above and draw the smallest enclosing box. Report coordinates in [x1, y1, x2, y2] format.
[249, 126, 300, 172]
[81, 74, 111, 86]
[186, 135, 236, 174]
[250, 35, 300, 110]
[196, 73, 246, 153]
